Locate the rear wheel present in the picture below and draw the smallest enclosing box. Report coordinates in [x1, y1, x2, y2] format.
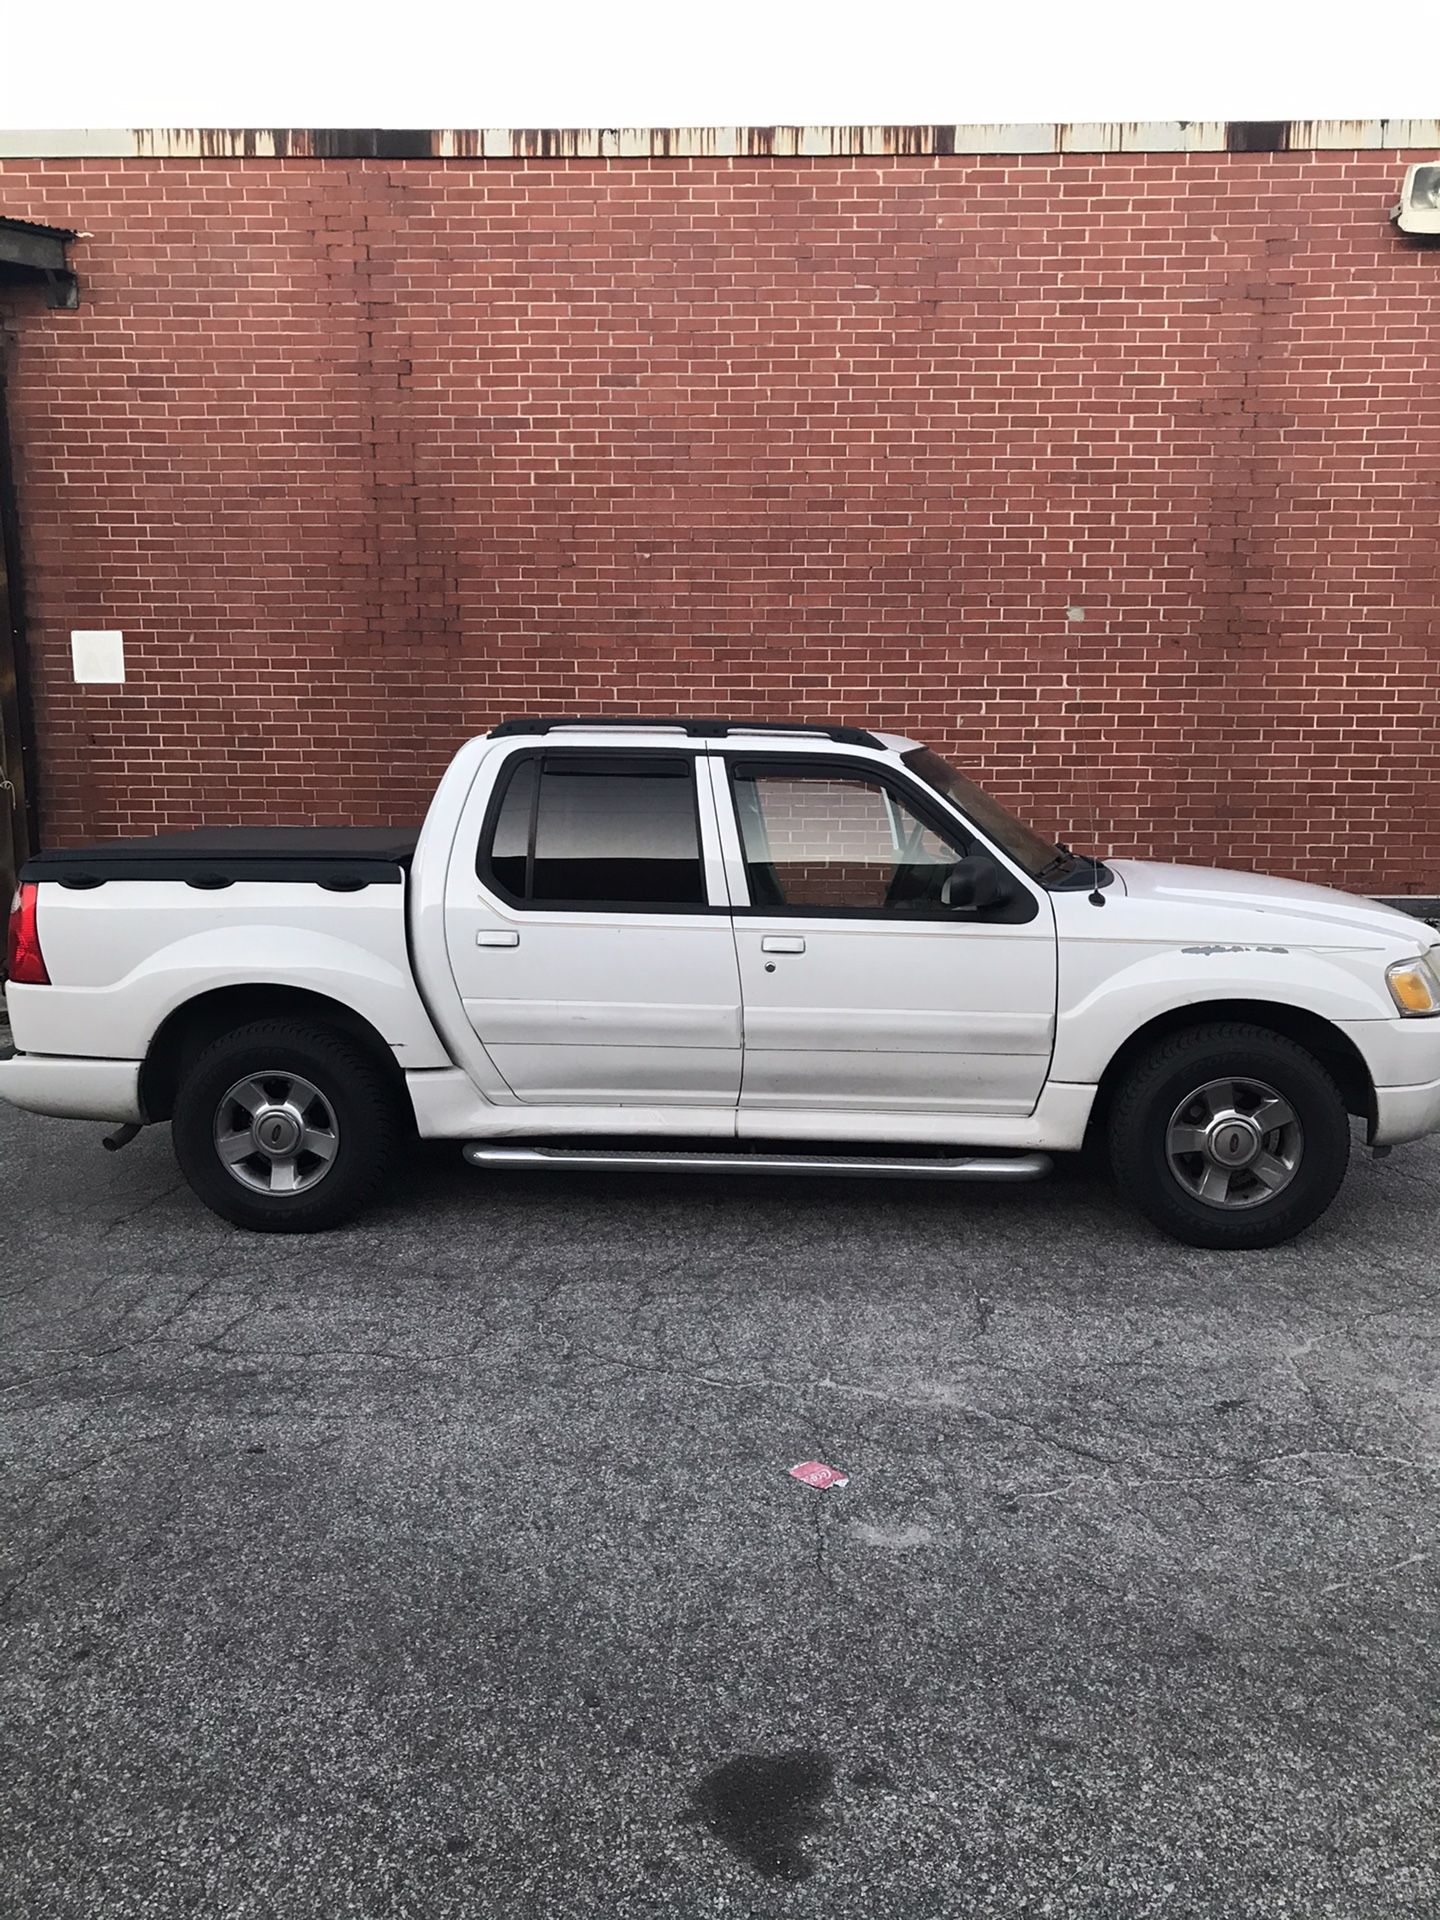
[172, 1019, 404, 1232]
[1108, 1023, 1351, 1249]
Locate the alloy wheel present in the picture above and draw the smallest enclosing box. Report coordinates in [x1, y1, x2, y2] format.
[1164, 1076, 1304, 1210]
[213, 1072, 340, 1195]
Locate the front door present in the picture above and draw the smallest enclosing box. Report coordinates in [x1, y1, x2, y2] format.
[443, 745, 742, 1106]
[713, 755, 1057, 1114]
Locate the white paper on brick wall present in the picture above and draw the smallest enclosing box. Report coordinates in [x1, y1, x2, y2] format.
[70, 631, 125, 683]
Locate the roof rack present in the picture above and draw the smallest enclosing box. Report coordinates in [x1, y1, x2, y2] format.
[487, 716, 887, 749]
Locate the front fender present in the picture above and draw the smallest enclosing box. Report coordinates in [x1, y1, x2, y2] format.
[1052, 943, 1394, 1085]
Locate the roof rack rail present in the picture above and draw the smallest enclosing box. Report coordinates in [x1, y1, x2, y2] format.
[487, 716, 887, 749]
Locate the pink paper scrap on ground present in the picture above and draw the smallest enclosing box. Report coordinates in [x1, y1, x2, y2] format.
[789, 1461, 850, 1490]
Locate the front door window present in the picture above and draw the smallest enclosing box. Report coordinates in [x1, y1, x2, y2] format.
[731, 767, 967, 913]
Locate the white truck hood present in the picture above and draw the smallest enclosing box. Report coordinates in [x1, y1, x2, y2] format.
[1106, 859, 1433, 950]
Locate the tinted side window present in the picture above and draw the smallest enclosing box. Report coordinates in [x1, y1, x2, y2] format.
[481, 753, 706, 908]
[733, 768, 964, 911]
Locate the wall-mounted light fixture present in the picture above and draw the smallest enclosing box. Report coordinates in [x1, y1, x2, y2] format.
[1393, 163, 1440, 234]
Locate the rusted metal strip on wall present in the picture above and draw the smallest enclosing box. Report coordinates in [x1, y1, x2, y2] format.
[0, 122, 1438, 160]
[0, 353, 38, 889]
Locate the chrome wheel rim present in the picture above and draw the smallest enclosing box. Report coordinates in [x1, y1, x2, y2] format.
[214, 1072, 340, 1196]
[1165, 1077, 1303, 1210]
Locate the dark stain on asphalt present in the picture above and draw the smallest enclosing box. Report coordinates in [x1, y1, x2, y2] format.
[691, 1750, 834, 1879]
[1036, 1731, 1081, 1753]
[851, 1762, 896, 1790]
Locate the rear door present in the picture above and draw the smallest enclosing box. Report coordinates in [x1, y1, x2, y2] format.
[710, 754, 1057, 1114]
[443, 745, 742, 1105]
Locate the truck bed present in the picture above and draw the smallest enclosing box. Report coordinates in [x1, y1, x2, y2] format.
[7, 820, 446, 1082]
[24, 826, 420, 888]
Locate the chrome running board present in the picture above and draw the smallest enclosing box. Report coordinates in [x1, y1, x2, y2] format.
[462, 1144, 1052, 1182]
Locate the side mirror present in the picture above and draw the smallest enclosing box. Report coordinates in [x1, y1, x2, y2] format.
[942, 853, 1008, 911]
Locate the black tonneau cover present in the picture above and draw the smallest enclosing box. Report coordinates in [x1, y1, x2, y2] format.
[24, 826, 420, 889]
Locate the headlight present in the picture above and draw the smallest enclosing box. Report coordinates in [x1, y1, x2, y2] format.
[1387, 950, 1440, 1016]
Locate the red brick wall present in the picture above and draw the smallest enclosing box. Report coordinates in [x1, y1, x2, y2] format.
[0, 151, 1436, 889]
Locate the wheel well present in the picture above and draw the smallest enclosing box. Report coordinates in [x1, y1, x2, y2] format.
[1087, 1000, 1376, 1145]
[138, 985, 410, 1124]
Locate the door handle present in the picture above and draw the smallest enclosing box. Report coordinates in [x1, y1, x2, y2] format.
[761, 935, 806, 954]
[476, 930, 520, 948]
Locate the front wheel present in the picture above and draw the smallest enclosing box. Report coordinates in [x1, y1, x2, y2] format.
[172, 1019, 405, 1232]
[1108, 1023, 1351, 1249]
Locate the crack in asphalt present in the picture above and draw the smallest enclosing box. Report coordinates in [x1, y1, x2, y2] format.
[1320, 1549, 1431, 1596]
[98, 1178, 188, 1239]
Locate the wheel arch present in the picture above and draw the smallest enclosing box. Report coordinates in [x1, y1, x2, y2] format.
[1086, 999, 1376, 1147]
[139, 983, 411, 1124]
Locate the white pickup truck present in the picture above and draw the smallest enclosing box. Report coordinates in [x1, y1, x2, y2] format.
[4, 717, 1439, 1247]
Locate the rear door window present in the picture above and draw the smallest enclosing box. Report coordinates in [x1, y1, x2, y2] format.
[480, 752, 707, 909]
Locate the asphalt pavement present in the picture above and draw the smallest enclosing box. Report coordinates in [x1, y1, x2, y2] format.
[3, 1098, 1440, 1918]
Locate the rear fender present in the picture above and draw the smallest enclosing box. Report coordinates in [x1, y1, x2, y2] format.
[10, 922, 451, 1068]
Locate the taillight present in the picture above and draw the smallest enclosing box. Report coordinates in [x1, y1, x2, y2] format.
[5, 883, 49, 985]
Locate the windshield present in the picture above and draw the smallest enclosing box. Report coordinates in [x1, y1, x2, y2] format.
[902, 747, 1062, 880]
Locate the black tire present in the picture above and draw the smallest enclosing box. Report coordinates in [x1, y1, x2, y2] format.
[172, 1018, 405, 1232]
[1108, 1022, 1351, 1249]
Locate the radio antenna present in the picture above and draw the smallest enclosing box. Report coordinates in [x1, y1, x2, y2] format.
[1066, 604, 1107, 907]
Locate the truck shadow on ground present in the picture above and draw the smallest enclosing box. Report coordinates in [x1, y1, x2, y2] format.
[389, 1133, 1400, 1262]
